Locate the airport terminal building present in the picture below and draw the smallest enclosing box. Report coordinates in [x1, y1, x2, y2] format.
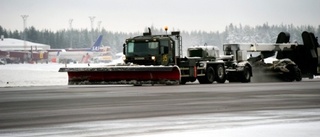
[0, 37, 50, 63]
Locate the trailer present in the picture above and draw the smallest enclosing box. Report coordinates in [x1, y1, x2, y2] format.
[223, 31, 320, 81]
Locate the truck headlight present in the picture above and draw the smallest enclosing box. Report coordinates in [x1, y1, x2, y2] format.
[151, 56, 156, 61]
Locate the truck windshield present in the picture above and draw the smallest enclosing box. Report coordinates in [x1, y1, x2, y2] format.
[127, 42, 159, 56]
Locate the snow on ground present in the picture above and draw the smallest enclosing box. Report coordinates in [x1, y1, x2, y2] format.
[1, 109, 319, 137]
[131, 122, 320, 137]
[0, 61, 320, 136]
[0, 57, 124, 87]
[0, 63, 67, 87]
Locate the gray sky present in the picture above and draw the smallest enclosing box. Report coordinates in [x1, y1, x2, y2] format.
[1, 0, 319, 32]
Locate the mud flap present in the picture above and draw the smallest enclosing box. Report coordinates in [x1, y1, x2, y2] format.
[301, 31, 319, 76]
[59, 66, 181, 85]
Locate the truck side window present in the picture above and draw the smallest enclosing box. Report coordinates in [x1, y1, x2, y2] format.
[148, 42, 158, 49]
[128, 42, 134, 53]
[160, 40, 169, 54]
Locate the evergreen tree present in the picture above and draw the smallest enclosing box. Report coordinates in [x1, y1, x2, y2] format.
[0, 26, 9, 38]
[26, 26, 38, 42]
[0, 24, 319, 53]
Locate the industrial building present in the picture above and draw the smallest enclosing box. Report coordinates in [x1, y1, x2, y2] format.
[0, 37, 50, 63]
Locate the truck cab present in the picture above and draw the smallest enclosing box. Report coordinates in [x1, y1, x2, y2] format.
[123, 31, 178, 66]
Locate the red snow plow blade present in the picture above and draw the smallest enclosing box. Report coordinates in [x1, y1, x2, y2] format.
[59, 66, 181, 85]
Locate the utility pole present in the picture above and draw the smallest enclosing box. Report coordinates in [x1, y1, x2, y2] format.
[97, 21, 102, 32]
[21, 15, 29, 63]
[21, 15, 28, 51]
[69, 19, 73, 48]
[89, 16, 95, 46]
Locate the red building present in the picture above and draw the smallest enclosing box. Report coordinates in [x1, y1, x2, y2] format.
[0, 38, 50, 63]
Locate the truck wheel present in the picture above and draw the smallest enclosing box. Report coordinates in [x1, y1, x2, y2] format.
[227, 78, 237, 83]
[294, 66, 302, 82]
[241, 66, 251, 83]
[215, 64, 226, 83]
[198, 66, 215, 84]
[180, 80, 187, 85]
[189, 77, 197, 82]
[283, 65, 296, 82]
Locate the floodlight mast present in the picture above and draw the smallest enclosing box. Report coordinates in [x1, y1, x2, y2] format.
[69, 19, 73, 48]
[21, 15, 28, 51]
[97, 21, 102, 32]
[89, 16, 95, 46]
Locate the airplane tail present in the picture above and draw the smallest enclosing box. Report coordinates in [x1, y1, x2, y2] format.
[91, 35, 103, 51]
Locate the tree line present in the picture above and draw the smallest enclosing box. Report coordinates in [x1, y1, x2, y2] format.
[0, 23, 319, 55]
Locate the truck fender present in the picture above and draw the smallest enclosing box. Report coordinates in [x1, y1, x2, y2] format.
[237, 61, 253, 76]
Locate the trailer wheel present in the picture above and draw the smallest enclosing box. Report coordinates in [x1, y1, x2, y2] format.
[215, 64, 226, 83]
[198, 66, 215, 84]
[284, 65, 301, 82]
[294, 66, 302, 82]
[241, 66, 251, 83]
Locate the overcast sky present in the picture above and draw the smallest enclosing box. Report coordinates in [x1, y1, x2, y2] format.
[1, 0, 319, 32]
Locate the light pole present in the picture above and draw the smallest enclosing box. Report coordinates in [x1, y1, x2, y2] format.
[69, 19, 73, 48]
[89, 16, 95, 46]
[97, 21, 102, 32]
[21, 15, 28, 50]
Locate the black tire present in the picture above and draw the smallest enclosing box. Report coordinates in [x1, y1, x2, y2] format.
[294, 66, 302, 82]
[198, 66, 215, 84]
[308, 74, 314, 79]
[283, 65, 296, 82]
[227, 77, 237, 82]
[189, 77, 197, 82]
[180, 77, 196, 84]
[241, 66, 251, 83]
[180, 79, 187, 85]
[215, 64, 226, 83]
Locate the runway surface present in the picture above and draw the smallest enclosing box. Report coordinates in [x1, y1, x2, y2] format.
[1, 80, 320, 136]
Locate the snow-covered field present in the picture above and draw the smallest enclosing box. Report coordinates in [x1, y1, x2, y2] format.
[0, 57, 125, 87]
[0, 63, 67, 87]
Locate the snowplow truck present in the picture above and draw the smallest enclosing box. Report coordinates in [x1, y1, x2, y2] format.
[59, 28, 238, 85]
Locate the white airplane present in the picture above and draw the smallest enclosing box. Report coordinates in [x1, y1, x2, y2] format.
[48, 35, 112, 63]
